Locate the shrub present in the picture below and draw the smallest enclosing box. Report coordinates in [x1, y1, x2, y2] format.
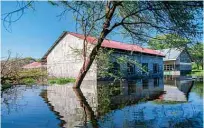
[48, 78, 75, 85]
[2, 84, 12, 91]
[21, 78, 36, 85]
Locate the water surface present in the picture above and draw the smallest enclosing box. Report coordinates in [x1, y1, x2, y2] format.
[1, 77, 203, 128]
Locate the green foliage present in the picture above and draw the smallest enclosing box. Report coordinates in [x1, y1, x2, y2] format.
[48, 79, 56, 84]
[97, 85, 112, 115]
[96, 48, 147, 80]
[21, 78, 36, 85]
[1, 68, 47, 89]
[19, 69, 47, 79]
[148, 34, 203, 70]
[189, 70, 203, 77]
[148, 34, 189, 50]
[48, 78, 76, 85]
[1, 84, 12, 91]
[189, 42, 203, 70]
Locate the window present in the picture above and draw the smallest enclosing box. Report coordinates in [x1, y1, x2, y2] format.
[127, 62, 135, 75]
[110, 81, 121, 96]
[109, 62, 120, 75]
[153, 63, 159, 73]
[154, 78, 159, 87]
[128, 81, 136, 94]
[142, 79, 148, 89]
[164, 65, 174, 71]
[142, 63, 148, 74]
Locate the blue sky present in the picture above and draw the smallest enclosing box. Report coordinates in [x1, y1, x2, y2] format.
[1, 2, 202, 59]
[1, 1, 77, 59]
[1, 1, 126, 59]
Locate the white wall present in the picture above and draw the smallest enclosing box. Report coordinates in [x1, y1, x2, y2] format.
[47, 34, 97, 80]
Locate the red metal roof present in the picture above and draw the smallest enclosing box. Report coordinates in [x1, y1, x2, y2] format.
[23, 62, 45, 69]
[68, 32, 165, 57]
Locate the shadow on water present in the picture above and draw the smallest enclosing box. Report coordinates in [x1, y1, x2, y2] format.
[1, 76, 203, 128]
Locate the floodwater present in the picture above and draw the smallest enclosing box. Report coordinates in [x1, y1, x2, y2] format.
[1, 76, 203, 128]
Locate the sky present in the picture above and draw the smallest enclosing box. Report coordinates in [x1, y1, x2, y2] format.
[1, 1, 78, 59]
[1, 1, 203, 59]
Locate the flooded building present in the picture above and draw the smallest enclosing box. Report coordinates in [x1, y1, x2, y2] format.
[42, 31, 164, 80]
[158, 48, 192, 75]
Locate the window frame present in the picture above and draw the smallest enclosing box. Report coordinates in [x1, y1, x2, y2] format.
[142, 79, 149, 89]
[154, 78, 159, 87]
[127, 62, 135, 75]
[153, 63, 159, 73]
[142, 63, 148, 74]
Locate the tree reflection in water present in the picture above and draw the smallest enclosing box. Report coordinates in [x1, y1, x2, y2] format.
[73, 88, 98, 128]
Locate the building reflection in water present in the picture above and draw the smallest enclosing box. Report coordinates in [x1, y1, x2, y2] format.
[41, 76, 198, 128]
[162, 75, 194, 101]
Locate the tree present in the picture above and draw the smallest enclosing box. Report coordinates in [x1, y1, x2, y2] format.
[148, 34, 189, 50]
[1, 51, 21, 84]
[2, 1, 203, 88]
[1, 51, 47, 86]
[189, 42, 203, 70]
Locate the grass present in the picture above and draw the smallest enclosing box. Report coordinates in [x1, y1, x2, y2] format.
[191, 63, 203, 77]
[48, 78, 76, 85]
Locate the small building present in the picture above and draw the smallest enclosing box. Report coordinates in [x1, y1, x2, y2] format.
[42, 31, 165, 80]
[158, 48, 192, 75]
[23, 62, 46, 69]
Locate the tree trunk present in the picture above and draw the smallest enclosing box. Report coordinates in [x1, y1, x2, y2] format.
[73, 2, 117, 88]
[73, 33, 108, 88]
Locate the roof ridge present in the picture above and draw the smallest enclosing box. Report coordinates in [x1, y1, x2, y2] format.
[67, 31, 160, 51]
[42, 31, 165, 60]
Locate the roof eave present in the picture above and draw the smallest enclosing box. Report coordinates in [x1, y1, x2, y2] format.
[41, 31, 68, 61]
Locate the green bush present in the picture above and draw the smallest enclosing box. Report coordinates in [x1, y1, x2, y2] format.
[19, 69, 47, 78]
[48, 78, 75, 85]
[48, 79, 56, 84]
[21, 78, 36, 85]
[2, 84, 12, 91]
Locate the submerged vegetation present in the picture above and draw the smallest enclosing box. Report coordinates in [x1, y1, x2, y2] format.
[48, 78, 76, 85]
